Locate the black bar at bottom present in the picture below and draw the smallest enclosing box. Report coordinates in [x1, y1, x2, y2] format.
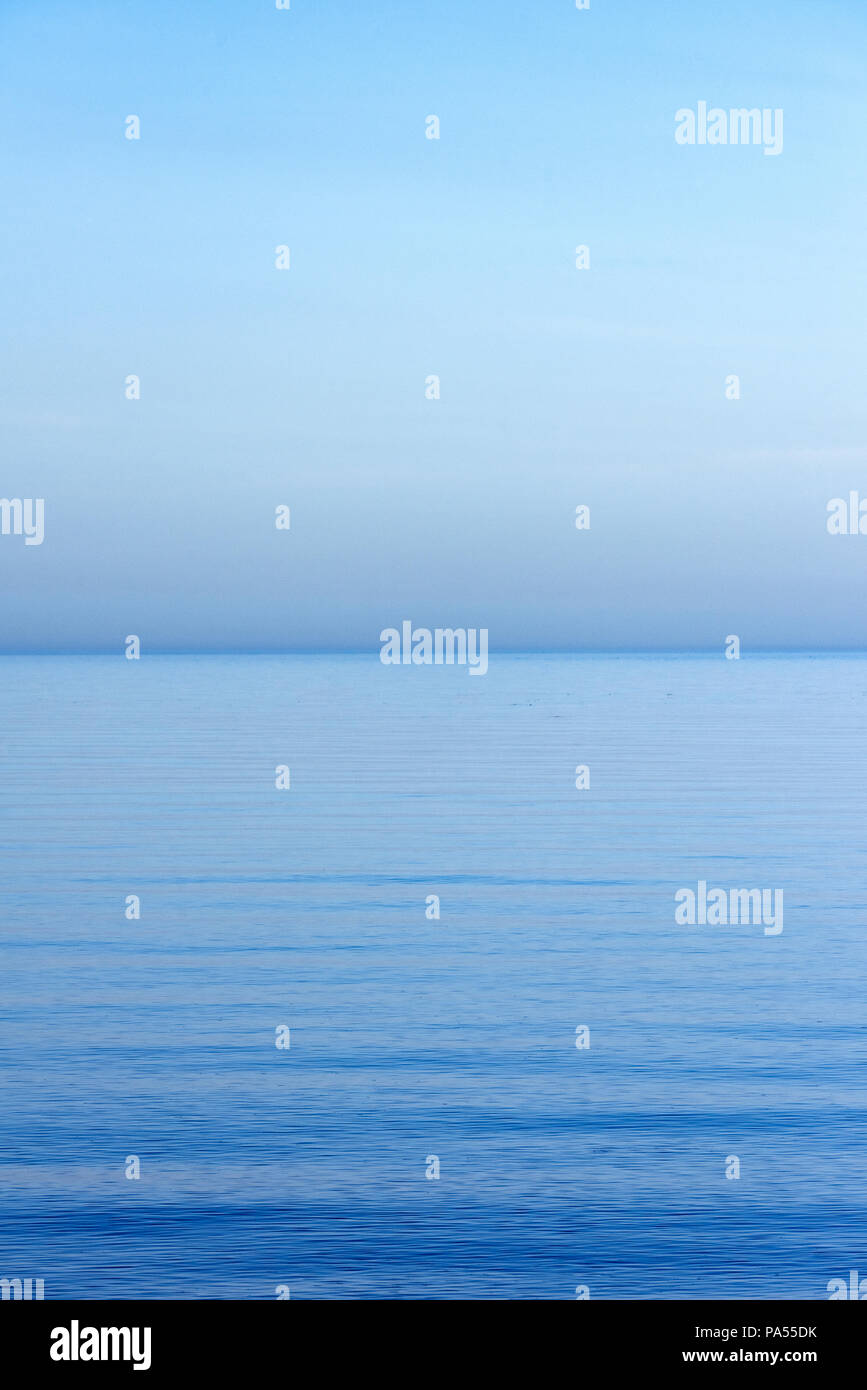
[0, 1299, 863, 1376]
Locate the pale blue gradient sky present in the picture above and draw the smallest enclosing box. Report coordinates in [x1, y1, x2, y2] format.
[0, 0, 865, 651]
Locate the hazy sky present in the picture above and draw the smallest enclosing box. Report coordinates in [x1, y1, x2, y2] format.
[1, 0, 865, 651]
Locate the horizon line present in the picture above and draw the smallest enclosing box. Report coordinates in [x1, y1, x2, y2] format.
[1, 647, 866, 658]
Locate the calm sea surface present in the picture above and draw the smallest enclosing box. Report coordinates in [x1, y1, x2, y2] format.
[1, 654, 865, 1299]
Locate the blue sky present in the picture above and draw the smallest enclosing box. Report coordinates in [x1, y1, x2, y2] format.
[1, 0, 865, 651]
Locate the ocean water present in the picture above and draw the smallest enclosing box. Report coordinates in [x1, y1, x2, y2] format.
[1, 652, 866, 1300]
